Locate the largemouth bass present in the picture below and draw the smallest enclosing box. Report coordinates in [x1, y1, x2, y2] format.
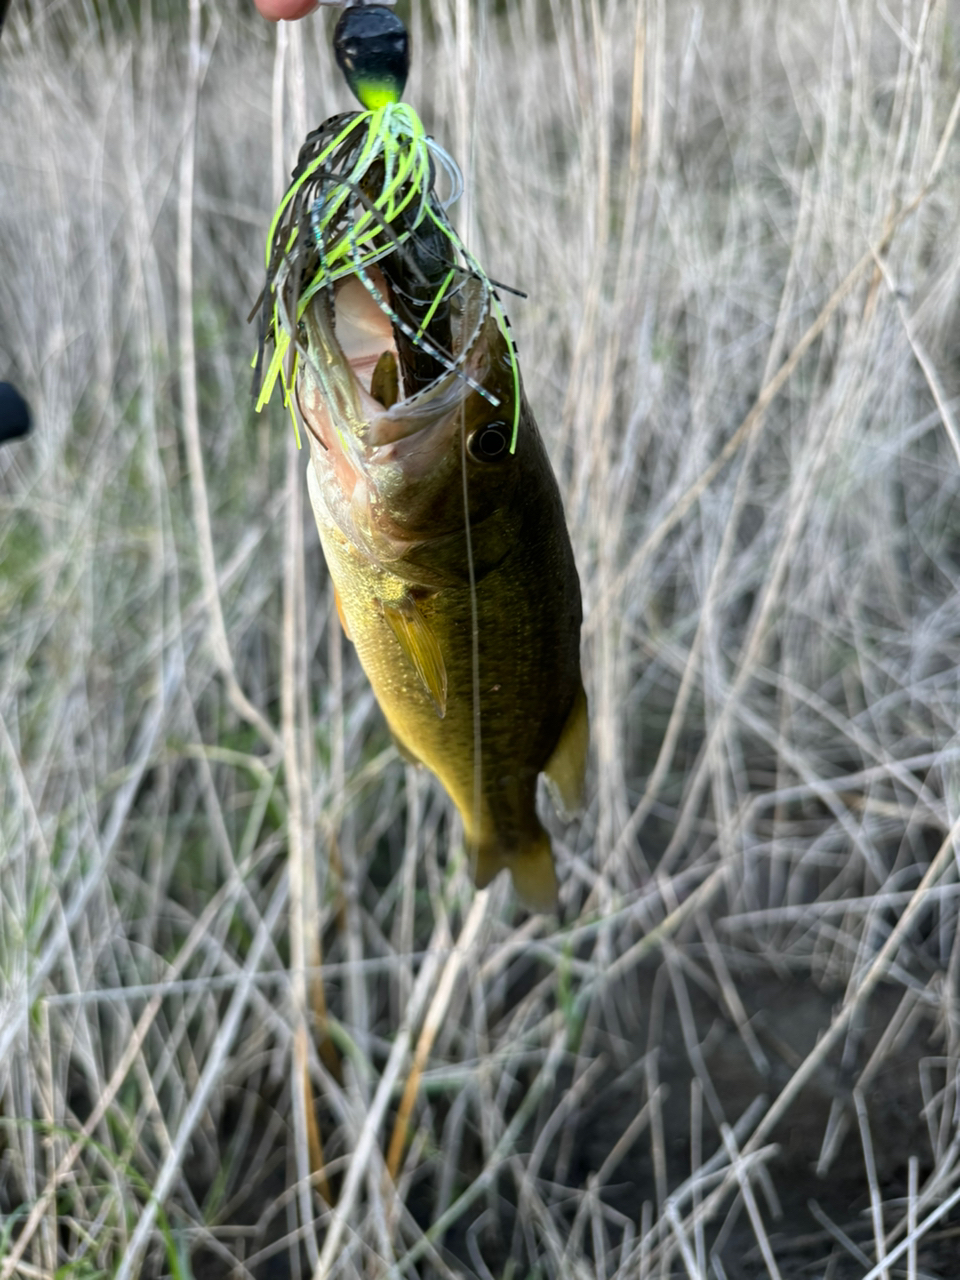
[256, 111, 587, 910]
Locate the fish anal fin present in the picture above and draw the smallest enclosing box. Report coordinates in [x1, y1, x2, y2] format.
[381, 595, 447, 718]
[333, 584, 352, 640]
[474, 829, 558, 913]
[543, 683, 589, 820]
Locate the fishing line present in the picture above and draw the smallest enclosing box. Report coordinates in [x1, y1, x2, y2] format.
[460, 392, 483, 875]
[463, 0, 485, 862]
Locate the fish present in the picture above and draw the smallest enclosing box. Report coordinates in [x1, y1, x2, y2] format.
[256, 114, 587, 910]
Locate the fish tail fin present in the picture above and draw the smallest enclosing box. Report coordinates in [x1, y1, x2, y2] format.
[474, 827, 558, 913]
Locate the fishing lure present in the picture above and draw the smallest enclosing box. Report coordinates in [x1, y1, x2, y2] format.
[252, 3, 521, 452]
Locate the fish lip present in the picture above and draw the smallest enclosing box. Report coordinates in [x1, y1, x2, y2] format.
[364, 357, 491, 448]
[298, 339, 490, 479]
[297, 340, 479, 455]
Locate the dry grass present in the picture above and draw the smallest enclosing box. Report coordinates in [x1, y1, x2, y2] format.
[3, 0, 960, 1276]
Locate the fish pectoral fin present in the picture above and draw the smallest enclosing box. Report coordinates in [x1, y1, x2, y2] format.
[474, 828, 558, 913]
[381, 596, 447, 718]
[543, 683, 589, 820]
[333, 584, 352, 641]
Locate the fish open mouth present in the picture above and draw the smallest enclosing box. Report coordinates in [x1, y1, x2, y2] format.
[251, 105, 520, 455]
[331, 272, 397, 407]
[324, 257, 496, 426]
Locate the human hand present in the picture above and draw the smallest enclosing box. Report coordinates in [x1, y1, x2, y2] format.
[254, 0, 317, 19]
[253, 0, 395, 19]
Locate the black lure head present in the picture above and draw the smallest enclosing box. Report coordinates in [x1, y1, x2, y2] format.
[333, 5, 410, 109]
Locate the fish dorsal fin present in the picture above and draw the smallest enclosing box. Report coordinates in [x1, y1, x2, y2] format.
[381, 595, 447, 718]
[543, 683, 589, 820]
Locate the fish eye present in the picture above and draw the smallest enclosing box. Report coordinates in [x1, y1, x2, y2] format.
[468, 421, 510, 462]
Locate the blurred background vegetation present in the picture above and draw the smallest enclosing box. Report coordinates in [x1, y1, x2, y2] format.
[3, 1, 960, 1276]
